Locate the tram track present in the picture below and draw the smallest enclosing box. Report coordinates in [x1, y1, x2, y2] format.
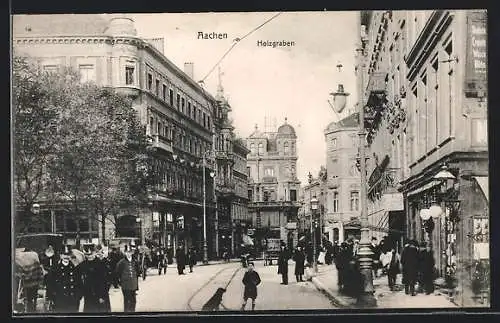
[186, 264, 242, 312]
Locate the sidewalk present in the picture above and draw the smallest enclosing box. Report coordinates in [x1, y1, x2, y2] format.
[306, 265, 458, 309]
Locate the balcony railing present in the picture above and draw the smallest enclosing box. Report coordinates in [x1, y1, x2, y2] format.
[152, 134, 173, 153]
[248, 200, 302, 208]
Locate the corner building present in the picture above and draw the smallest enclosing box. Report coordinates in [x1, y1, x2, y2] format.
[13, 14, 247, 259]
[246, 121, 301, 252]
[360, 10, 488, 306]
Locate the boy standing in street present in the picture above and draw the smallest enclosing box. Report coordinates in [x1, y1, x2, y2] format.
[241, 262, 261, 311]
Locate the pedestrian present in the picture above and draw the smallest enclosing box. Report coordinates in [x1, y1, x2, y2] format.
[108, 247, 122, 289]
[16, 248, 44, 313]
[370, 237, 381, 278]
[335, 242, 349, 292]
[157, 247, 167, 275]
[277, 244, 290, 285]
[80, 248, 110, 313]
[45, 246, 83, 313]
[386, 248, 400, 291]
[241, 262, 261, 311]
[115, 245, 140, 312]
[401, 240, 419, 296]
[420, 244, 436, 295]
[293, 246, 306, 282]
[95, 245, 112, 312]
[187, 248, 197, 273]
[175, 245, 186, 275]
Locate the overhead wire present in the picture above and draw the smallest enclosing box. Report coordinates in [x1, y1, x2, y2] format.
[199, 12, 283, 84]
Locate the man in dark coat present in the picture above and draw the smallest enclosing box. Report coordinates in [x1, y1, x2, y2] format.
[277, 244, 290, 285]
[335, 242, 349, 292]
[187, 248, 197, 273]
[241, 262, 261, 311]
[80, 249, 110, 313]
[420, 244, 436, 295]
[401, 240, 419, 296]
[293, 246, 306, 282]
[386, 248, 401, 291]
[108, 247, 122, 288]
[115, 245, 140, 312]
[45, 247, 83, 313]
[95, 245, 112, 311]
[175, 245, 186, 275]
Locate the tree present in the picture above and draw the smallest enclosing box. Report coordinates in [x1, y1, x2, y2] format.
[13, 54, 157, 244]
[46, 76, 157, 247]
[12, 56, 69, 232]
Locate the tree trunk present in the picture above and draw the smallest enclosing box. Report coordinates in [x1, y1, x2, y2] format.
[101, 210, 106, 246]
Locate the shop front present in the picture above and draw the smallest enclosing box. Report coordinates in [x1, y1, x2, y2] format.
[402, 156, 489, 307]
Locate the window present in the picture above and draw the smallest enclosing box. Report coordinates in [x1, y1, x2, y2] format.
[419, 73, 428, 154]
[187, 102, 192, 117]
[284, 142, 289, 154]
[149, 117, 154, 134]
[263, 190, 270, 202]
[43, 65, 58, 73]
[147, 73, 153, 90]
[181, 97, 185, 113]
[290, 189, 297, 201]
[162, 84, 167, 100]
[258, 143, 264, 155]
[247, 167, 251, 177]
[250, 143, 255, 154]
[193, 106, 197, 121]
[431, 57, 439, 146]
[207, 116, 211, 129]
[332, 192, 339, 212]
[79, 64, 96, 83]
[248, 190, 253, 201]
[176, 93, 181, 108]
[350, 191, 359, 211]
[331, 137, 337, 149]
[125, 66, 135, 85]
[155, 79, 160, 96]
[203, 112, 206, 127]
[264, 167, 274, 177]
[169, 89, 174, 106]
[157, 121, 162, 136]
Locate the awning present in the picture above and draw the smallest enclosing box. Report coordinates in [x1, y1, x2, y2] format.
[407, 180, 441, 197]
[474, 176, 489, 202]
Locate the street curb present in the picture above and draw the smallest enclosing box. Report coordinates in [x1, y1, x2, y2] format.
[306, 268, 352, 309]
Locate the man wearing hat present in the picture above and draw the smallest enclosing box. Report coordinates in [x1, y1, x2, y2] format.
[45, 246, 83, 313]
[79, 247, 110, 312]
[115, 245, 141, 312]
[95, 245, 112, 311]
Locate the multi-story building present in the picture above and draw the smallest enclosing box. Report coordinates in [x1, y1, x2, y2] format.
[299, 167, 328, 246]
[13, 14, 247, 260]
[360, 10, 488, 306]
[323, 113, 361, 243]
[212, 78, 251, 257]
[246, 120, 301, 251]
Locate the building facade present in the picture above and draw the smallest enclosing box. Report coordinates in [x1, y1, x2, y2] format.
[13, 14, 248, 260]
[360, 10, 488, 306]
[246, 120, 301, 251]
[323, 113, 362, 243]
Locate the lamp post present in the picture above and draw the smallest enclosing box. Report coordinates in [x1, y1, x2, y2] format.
[136, 217, 144, 245]
[310, 196, 319, 273]
[327, 12, 376, 307]
[202, 150, 215, 264]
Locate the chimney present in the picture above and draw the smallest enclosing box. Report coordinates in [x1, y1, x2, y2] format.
[144, 38, 165, 54]
[184, 62, 194, 79]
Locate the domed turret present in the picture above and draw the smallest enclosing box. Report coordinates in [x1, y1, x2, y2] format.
[104, 16, 137, 37]
[277, 118, 296, 138]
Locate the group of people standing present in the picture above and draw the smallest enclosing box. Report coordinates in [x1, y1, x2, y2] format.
[20, 243, 201, 313]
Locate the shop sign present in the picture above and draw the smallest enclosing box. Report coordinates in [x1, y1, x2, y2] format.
[285, 222, 297, 230]
[465, 10, 487, 98]
[382, 193, 404, 211]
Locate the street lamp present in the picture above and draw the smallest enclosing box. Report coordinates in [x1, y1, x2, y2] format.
[310, 196, 319, 273]
[136, 216, 144, 245]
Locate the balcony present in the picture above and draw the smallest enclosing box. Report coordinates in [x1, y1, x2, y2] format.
[262, 176, 277, 184]
[152, 134, 173, 153]
[217, 181, 236, 195]
[215, 150, 233, 160]
[364, 72, 388, 144]
[114, 85, 141, 99]
[248, 200, 302, 209]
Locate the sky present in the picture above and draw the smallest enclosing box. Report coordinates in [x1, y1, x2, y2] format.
[130, 11, 359, 184]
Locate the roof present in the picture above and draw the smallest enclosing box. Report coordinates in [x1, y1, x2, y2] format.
[325, 112, 359, 132]
[249, 125, 265, 139]
[12, 14, 113, 37]
[276, 118, 296, 137]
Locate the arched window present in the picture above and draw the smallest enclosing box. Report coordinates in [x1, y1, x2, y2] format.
[250, 143, 255, 154]
[258, 142, 264, 155]
[284, 142, 289, 154]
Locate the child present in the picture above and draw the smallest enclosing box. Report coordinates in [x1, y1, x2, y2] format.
[241, 262, 261, 311]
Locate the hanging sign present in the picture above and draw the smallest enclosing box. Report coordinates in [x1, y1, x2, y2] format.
[465, 10, 487, 98]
